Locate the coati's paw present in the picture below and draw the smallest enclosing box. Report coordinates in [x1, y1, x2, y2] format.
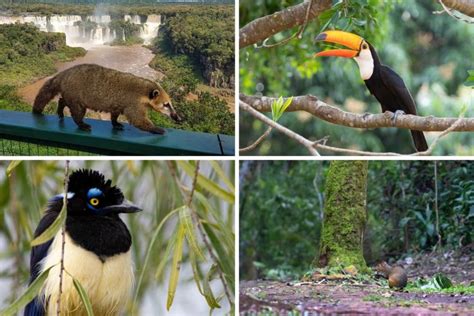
[112, 122, 124, 130]
[32, 109, 43, 115]
[78, 123, 92, 131]
[150, 127, 166, 135]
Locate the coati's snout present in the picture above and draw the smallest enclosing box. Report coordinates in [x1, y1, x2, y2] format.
[149, 88, 183, 123]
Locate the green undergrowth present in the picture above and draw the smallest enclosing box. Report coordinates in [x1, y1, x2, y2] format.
[406, 283, 474, 294]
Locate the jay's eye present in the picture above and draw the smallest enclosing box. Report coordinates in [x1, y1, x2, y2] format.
[90, 198, 100, 206]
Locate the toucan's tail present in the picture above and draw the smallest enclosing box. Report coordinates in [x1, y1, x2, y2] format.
[411, 130, 428, 152]
[33, 75, 61, 114]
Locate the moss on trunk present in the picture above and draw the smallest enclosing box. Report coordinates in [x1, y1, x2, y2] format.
[318, 160, 368, 272]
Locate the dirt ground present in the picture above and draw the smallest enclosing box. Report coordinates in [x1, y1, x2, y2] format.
[240, 281, 474, 315]
[240, 247, 474, 315]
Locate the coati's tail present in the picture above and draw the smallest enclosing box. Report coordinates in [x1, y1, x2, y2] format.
[33, 75, 60, 114]
[410, 130, 428, 152]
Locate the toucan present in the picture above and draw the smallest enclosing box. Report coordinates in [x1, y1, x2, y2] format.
[24, 169, 142, 316]
[315, 30, 428, 152]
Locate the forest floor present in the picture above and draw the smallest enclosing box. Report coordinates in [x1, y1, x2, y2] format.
[240, 246, 474, 315]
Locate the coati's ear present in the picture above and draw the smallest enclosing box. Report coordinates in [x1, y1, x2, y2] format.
[150, 89, 160, 99]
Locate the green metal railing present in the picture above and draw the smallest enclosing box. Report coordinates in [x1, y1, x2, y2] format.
[0, 110, 234, 156]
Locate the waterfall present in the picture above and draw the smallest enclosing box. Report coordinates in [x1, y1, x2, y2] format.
[141, 14, 161, 45]
[0, 14, 160, 47]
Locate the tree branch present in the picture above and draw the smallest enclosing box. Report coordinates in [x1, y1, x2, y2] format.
[240, 94, 474, 132]
[57, 160, 70, 316]
[240, 100, 320, 155]
[239, 0, 332, 49]
[239, 126, 272, 152]
[241, 99, 465, 156]
[440, 0, 474, 17]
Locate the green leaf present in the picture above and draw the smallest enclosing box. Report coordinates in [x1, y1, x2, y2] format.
[31, 196, 67, 246]
[72, 276, 94, 316]
[6, 161, 22, 177]
[189, 248, 204, 295]
[155, 230, 177, 281]
[0, 265, 54, 316]
[133, 206, 182, 310]
[167, 222, 185, 310]
[203, 223, 235, 292]
[209, 161, 234, 192]
[179, 206, 204, 260]
[271, 96, 293, 122]
[281, 96, 293, 114]
[194, 191, 234, 252]
[464, 70, 474, 87]
[177, 162, 234, 203]
[202, 264, 221, 309]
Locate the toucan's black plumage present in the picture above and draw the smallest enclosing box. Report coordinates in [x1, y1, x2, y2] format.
[364, 44, 428, 151]
[24, 169, 141, 316]
[315, 30, 428, 152]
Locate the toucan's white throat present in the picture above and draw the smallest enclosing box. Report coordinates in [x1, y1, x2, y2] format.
[354, 49, 374, 80]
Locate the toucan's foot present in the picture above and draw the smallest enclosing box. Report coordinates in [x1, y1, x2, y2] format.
[362, 112, 372, 120]
[390, 110, 406, 125]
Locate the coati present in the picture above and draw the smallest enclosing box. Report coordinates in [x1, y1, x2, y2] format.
[33, 64, 182, 134]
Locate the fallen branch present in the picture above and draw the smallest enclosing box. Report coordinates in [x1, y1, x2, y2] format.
[240, 94, 474, 132]
[239, 0, 331, 48]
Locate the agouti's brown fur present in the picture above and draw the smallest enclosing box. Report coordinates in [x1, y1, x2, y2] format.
[375, 261, 407, 289]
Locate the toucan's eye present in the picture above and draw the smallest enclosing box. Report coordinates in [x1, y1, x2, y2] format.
[90, 198, 100, 206]
[362, 43, 368, 49]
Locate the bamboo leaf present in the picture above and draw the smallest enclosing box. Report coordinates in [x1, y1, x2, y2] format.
[167, 222, 185, 310]
[179, 206, 204, 260]
[133, 206, 183, 310]
[72, 276, 94, 316]
[177, 162, 234, 203]
[0, 265, 54, 316]
[209, 161, 234, 192]
[31, 197, 67, 246]
[6, 161, 22, 177]
[202, 264, 221, 308]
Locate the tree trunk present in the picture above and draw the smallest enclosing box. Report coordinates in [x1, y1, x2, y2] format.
[318, 161, 368, 272]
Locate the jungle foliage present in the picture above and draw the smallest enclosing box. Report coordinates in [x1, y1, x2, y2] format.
[0, 160, 235, 315]
[164, 10, 234, 88]
[0, 23, 86, 86]
[149, 32, 235, 135]
[240, 0, 474, 155]
[239, 161, 474, 280]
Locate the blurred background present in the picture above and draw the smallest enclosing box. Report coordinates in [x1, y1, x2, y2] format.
[240, 0, 474, 155]
[240, 160, 473, 281]
[0, 160, 234, 315]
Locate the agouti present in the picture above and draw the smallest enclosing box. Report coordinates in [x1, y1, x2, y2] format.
[375, 261, 408, 289]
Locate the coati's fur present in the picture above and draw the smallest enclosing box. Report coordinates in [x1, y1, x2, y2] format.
[33, 64, 181, 134]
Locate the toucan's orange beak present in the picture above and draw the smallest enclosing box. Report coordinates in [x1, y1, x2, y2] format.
[314, 30, 363, 58]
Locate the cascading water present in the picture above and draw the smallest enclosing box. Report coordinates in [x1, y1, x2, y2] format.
[0, 14, 160, 47]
